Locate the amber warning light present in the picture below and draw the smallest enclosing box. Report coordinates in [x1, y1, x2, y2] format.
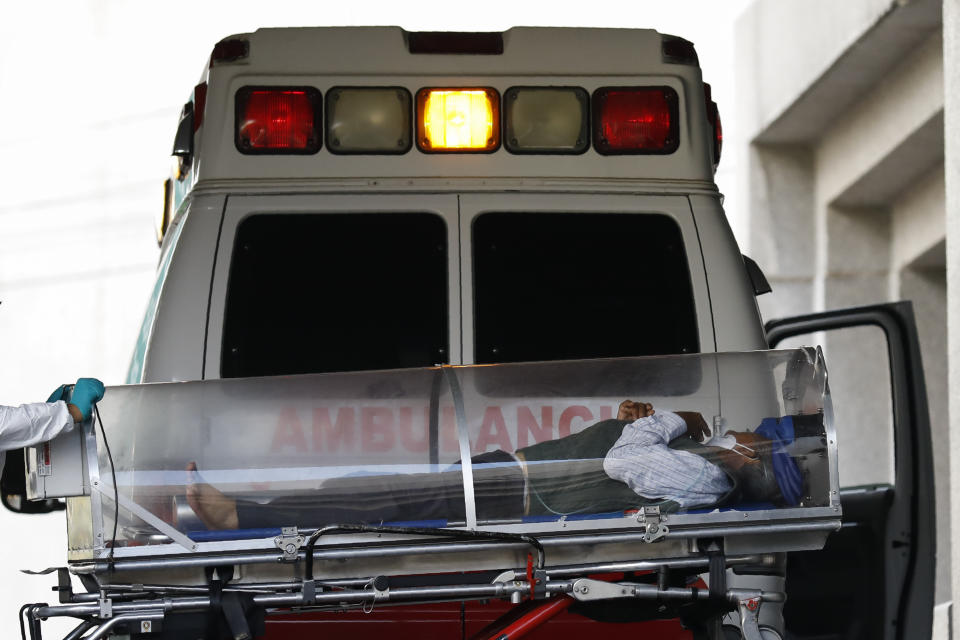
[417, 88, 499, 152]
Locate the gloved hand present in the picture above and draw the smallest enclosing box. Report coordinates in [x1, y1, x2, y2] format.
[69, 378, 105, 421]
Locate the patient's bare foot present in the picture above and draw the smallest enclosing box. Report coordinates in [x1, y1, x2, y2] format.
[186, 461, 240, 530]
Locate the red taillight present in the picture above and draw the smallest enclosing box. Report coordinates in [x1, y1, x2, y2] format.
[704, 83, 721, 168]
[193, 83, 207, 133]
[593, 87, 678, 155]
[236, 87, 321, 154]
[713, 104, 723, 166]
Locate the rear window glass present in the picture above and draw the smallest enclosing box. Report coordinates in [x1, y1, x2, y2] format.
[472, 212, 698, 364]
[222, 213, 448, 377]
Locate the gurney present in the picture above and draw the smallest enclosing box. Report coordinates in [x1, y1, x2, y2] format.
[20, 348, 839, 639]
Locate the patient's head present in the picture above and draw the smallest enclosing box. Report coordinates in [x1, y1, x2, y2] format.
[716, 431, 768, 470]
[714, 430, 800, 505]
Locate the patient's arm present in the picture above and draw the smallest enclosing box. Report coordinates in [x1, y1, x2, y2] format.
[602, 412, 730, 508]
[616, 401, 710, 442]
[674, 411, 711, 442]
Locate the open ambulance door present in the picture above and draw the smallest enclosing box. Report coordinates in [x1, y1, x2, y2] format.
[764, 301, 934, 640]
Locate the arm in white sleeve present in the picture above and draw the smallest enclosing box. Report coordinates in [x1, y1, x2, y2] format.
[0, 401, 76, 453]
[603, 411, 731, 509]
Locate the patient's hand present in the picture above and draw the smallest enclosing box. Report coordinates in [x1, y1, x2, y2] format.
[186, 462, 240, 530]
[674, 411, 711, 442]
[618, 400, 655, 422]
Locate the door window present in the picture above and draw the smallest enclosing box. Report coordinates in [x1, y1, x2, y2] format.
[472, 212, 698, 363]
[222, 212, 448, 377]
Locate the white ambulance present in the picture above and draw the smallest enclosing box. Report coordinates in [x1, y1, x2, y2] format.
[17, 27, 935, 640]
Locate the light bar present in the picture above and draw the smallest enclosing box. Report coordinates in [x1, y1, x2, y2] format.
[236, 87, 322, 154]
[592, 87, 678, 155]
[416, 88, 499, 152]
[326, 87, 412, 154]
[504, 87, 588, 154]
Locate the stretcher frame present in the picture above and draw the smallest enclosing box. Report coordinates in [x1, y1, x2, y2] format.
[24, 350, 842, 639]
[27, 429, 840, 640]
[26, 528, 814, 640]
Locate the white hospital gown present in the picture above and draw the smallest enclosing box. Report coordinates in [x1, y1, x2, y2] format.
[602, 411, 732, 509]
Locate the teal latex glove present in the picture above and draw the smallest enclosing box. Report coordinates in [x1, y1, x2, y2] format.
[47, 385, 67, 403]
[70, 378, 105, 421]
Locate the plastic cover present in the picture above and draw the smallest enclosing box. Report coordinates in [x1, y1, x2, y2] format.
[86, 349, 834, 549]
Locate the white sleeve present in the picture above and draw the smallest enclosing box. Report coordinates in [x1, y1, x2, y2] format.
[0, 401, 76, 453]
[603, 411, 731, 508]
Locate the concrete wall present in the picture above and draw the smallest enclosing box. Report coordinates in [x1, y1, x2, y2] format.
[736, 0, 902, 139]
[736, 0, 950, 628]
[944, 1, 960, 635]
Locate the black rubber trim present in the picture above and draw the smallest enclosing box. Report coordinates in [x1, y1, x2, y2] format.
[661, 34, 699, 65]
[408, 31, 503, 55]
[742, 254, 771, 296]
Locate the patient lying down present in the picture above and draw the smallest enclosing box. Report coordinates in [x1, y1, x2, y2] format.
[186, 401, 806, 531]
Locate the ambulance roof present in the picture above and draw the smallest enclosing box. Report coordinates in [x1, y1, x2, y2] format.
[187, 26, 717, 187]
[229, 26, 687, 76]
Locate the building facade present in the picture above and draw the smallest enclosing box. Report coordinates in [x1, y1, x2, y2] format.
[735, 0, 953, 634]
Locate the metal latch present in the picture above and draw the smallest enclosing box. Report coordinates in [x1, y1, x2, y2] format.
[139, 618, 159, 634]
[274, 526, 304, 561]
[302, 580, 317, 606]
[53, 567, 74, 603]
[639, 505, 669, 542]
[570, 578, 636, 601]
[98, 596, 112, 619]
[531, 569, 547, 600]
[371, 575, 390, 600]
[737, 597, 763, 640]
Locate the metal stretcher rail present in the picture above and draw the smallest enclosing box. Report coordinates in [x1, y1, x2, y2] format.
[63, 553, 773, 603]
[31, 582, 785, 619]
[67, 518, 839, 575]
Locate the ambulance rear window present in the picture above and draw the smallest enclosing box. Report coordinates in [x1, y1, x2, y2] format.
[473, 212, 698, 363]
[222, 213, 448, 377]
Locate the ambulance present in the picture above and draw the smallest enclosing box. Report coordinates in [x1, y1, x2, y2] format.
[13, 27, 934, 640]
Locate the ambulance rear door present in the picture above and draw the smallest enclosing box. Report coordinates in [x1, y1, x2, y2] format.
[765, 302, 935, 640]
[459, 193, 715, 366]
[204, 194, 460, 379]
[205, 192, 719, 380]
